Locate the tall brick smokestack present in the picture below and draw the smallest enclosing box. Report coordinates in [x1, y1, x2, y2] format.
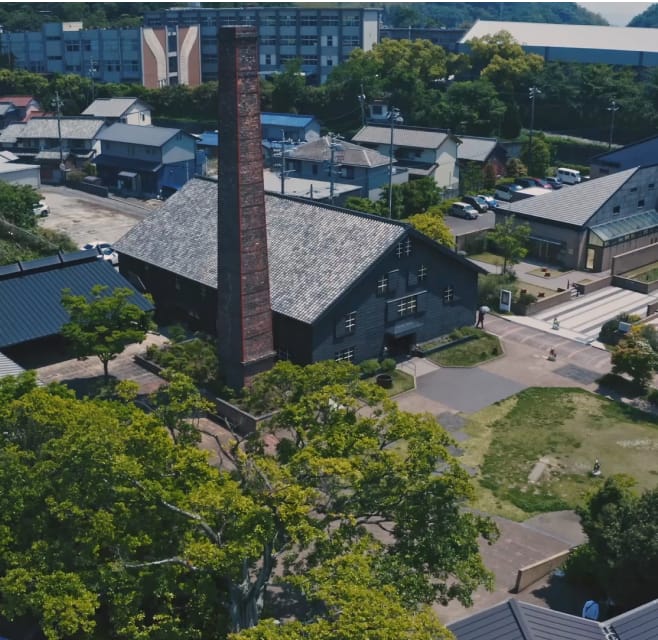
[217, 26, 275, 391]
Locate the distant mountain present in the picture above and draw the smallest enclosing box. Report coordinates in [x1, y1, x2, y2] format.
[384, 2, 609, 29]
[628, 4, 658, 27]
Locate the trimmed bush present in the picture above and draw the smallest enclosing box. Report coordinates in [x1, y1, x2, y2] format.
[380, 358, 396, 373]
[359, 359, 380, 377]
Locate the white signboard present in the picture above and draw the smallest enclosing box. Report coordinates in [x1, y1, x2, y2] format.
[499, 289, 512, 312]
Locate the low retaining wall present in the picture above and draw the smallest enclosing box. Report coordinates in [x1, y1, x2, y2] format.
[67, 180, 109, 198]
[133, 353, 274, 435]
[574, 275, 613, 296]
[612, 243, 658, 275]
[612, 275, 658, 295]
[209, 397, 277, 435]
[513, 548, 573, 593]
[516, 289, 573, 316]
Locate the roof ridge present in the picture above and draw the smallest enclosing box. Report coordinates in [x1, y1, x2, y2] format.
[509, 599, 537, 640]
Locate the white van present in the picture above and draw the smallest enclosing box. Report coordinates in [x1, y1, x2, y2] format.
[556, 167, 581, 185]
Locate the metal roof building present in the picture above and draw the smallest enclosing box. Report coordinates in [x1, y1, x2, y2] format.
[460, 21, 658, 66]
[0, 252, 153, 349]
[449, 598, 658, 640]
[496, 165, 658, 271]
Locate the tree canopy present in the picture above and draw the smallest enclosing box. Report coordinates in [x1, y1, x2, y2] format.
[61, 285, 154, 380]
[571, 475, 658, 610]
[487, 216, 531, 274]
[0, 360, 498, 638]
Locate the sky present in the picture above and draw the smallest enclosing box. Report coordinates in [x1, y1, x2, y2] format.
[577, 2, 654, 26]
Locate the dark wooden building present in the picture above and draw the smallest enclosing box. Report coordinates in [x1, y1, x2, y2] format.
[115, 177, 484, 365]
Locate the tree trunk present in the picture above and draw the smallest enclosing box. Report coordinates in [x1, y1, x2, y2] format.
[228, 544, 274, 632]
[102, 358, 109, 381]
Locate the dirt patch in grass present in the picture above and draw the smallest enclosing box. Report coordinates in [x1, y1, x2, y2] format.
[428, 330, 501, 367]
[460, 387, 658, 519]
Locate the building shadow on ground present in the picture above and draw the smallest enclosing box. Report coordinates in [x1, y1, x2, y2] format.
[528, 573, 594, 617]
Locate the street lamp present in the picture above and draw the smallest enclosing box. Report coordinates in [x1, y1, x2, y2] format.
[357, 82, 367, 128]
[528, 85, 541, 172]
[88, 59, 97, 103]
[388, 107, 403, 218]
[607, 98, 620, 149]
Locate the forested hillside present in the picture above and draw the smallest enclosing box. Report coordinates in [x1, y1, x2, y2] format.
[629, 3, 658, 27]
[384, 2, 608, 28]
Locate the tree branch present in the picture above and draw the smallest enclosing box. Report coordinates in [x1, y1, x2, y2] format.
[124, 556, 199, 571]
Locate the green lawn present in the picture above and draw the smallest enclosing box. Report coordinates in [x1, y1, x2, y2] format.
[516, 281, 557, 298]
[428, 329, 501, 367]
[364, 369, 415, 396]
[469, 252, 504, 267]
[526, 266, 572, 277]
[459, 388, 658, 520]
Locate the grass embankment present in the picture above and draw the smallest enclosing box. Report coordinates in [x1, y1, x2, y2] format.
[460, 388, 658, 520]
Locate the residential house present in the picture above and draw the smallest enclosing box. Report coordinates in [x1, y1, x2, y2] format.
[94, 123, 199, 198]
[260, 113, 321, 143]
[0, 116, 106, 183]
[0, 251, 153, 355]
[351, 124, 461, 193]
[286, 136, 405, 201]
[457, 135, 507, 191]
[590, 134, 658, 178]
[495, 165, 658, 271]
[0, 96, 42, 127]
[81, 97, 152, 126]
[448, 597, 658, 640]
[114, 177, 484, 364]
[0, 162, 41, 189]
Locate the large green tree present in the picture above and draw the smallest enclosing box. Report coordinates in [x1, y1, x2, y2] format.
[0, 181, 42, 229]
[573, 475, 658, 610]
[61, 285, 153, 381]
[487, 216, 531, 274]
[407, 209, 455, 248]
[0, 361, 497, 638]
[611, 326, 658, 390]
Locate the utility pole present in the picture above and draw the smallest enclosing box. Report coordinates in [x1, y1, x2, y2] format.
[89, 59, 97, 103]
[327, 133, 343, 205]
[358, 82, 367, 128]
[607, 98, 620, 149]
[277, 129, 294, 195]
[528, 86, 541, 173]
[51, 91, 65, 183]
[388, 107, 403, 218]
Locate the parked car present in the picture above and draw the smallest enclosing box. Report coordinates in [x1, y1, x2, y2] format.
[81, 241, 119, 266]
[514, 177, 536, 189]
[478, 194, 499, 208]
[494, 183, 522, 201]
[461, 195, 489, 213]
[545, 177, 563, 189]
[450, 202, 479, 220]
[32, 198, 49, 217]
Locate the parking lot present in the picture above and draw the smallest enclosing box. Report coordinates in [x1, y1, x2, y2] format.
[38, 185, 160, 247]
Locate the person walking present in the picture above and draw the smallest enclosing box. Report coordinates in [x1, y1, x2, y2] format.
[476, 307, 485, 329]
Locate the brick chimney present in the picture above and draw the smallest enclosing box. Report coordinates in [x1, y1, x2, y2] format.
[217, 26, 275, 391]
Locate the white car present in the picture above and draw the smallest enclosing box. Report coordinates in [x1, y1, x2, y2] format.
[32, 199, 49, 217]
[81, 241, 119, 266]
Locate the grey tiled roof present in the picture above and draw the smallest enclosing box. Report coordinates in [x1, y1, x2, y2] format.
[114, 178, 408, 323]
[288, 136, 390, 167]
[81, 97, 143, 118]
[352, 125, 453, 150]
[504, 168, 638, 227]
[449, 599, 605, 640]
[458, 136, 498, 162]
[10, 117, 106, 140]
[606, 599, 658, 640]
[97, 123, 188, 147]
[591, 135, 658, 170]
[0, 123, 26, 144]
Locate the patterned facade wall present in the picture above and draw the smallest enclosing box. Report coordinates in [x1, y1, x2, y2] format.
[312, 234, 479, 364]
